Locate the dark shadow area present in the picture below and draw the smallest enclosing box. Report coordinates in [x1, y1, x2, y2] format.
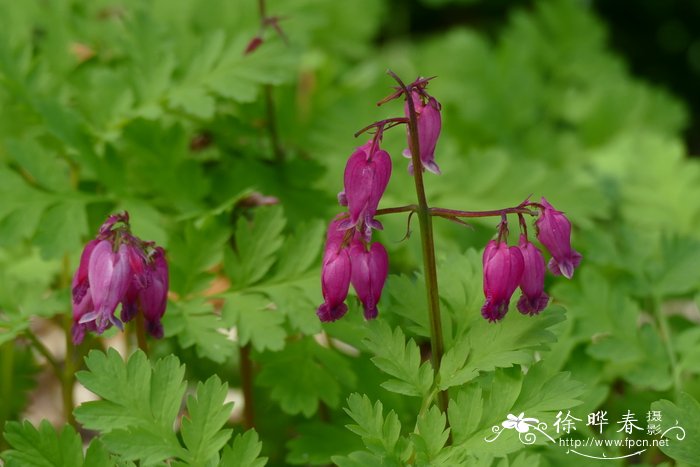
[593, 0, 700, 155]
[388, 0, 700, 155]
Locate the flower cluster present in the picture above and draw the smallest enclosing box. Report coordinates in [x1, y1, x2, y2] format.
[71, 212, 169, 344]
[481, 198, 582, 321]
[318, 71, 581, 327]
[318, 140, 391, 322]
[317, 78, 443, 322]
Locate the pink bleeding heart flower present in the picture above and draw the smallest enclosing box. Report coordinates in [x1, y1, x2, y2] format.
[120, 239, 150, 324]
[71, 212, 170, 344]
[71, 239, 99, 307]
[80, 240, 131, 333]
[139, 247, 169, 339]
[349, 240, 389, 320]
[516, 235, 549, 315]
[481, 240, 524, 322]
[403, 91, 441, 175]
[535, 198, 582, 279]
[71, 292, 95, 345]
[71, 239, 98, 345]
[338, 140, 392, 242]
[317, 218, 352, 322]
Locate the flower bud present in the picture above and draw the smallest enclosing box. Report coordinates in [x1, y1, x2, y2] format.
[71, 239, 101, 344]
[339, 140, 392, 241]
[317, 219, 352, 322]
[71, 291, 95, 345]
[317, 250, 351, 322]
[481, 240, 524, 322]
[81, 240, 131, 333]
[72, 239, 99, 306]
[244, 36, 263, 55]
[404, 92, 442, 175]
[349, 240, 388, 320]
[535, 198, 582, 279]
[516, 235, 549, 315]
[120, 241, 150, 324]
[139, 247, 169, 338]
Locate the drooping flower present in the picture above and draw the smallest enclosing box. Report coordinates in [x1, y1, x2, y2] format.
[316, 215, 392, 322]
[71, 278, 96, 346]
[339, 140, 392, 241]
[516, 235, 549, 315]
[349, 240, 388, 320]
[72, 238, 99, 306]
[403, 90, 442, 175]
[481, 240, 524, 322]
[71, 212, 169, 344]
[535, 198, 582, 279]
[317, 219, 352, 322]
[120, 239, 150, 324]
[71, 237, 103, 344]
[81, 240, 131, 333]
[322, 217, 347, 262]
[139, 247, 169, 338]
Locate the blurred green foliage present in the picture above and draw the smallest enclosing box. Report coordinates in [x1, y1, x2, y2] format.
[1, 0, 700, 465]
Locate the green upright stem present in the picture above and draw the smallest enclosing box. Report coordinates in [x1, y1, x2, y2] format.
[62, 317, 77, 427]
[257, 0, 284, 164]
[135, 313, 149, 355]
[25, 330, 61, 377]
[391, 71, 449, 414]
[0, 342, 14, 449]
[264, 85, 284, 164]
[652, 295, 681, 398]
[239, 343, 256, 429]
[61, 255, 77, 427]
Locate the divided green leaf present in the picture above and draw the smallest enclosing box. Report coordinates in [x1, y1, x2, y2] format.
[363, 320, 433, 398]
[225, 206, 286, 289]
[164, 298, 233, 363]
[256, 338, 356, 417]
[1, 421, 84, 467]
[180, 376, 234, 466]
[74, 350, 239, 465]
[220, 430, 268, 467]
[652, 393, 700, 466]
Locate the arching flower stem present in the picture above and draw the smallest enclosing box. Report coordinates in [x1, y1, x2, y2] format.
[354, 118, 408, 138]
[374, 205, 418, 216]
[372, 205, 537, 220]
[429, 206, 537, 219]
